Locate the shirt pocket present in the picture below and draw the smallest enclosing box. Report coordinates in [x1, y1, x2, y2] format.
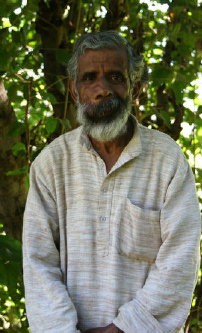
[116, 198, 161, 263]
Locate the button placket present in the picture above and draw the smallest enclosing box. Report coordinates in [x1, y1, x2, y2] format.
[96, 175, 113, 255]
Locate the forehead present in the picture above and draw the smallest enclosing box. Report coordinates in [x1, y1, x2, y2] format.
[77, 48, 128, 73]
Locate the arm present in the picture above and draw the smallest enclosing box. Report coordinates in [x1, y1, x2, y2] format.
[23, 161, 81, 333]
[113, 156, 201, 333]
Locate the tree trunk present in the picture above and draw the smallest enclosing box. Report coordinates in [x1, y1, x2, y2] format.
[35, 0, 78, 140]
[0, 80, 27, 240]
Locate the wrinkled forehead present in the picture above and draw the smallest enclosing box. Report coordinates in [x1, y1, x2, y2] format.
[77, 48, 129, 73]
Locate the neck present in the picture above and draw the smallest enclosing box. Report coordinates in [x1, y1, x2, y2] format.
[89, 119, 133, 172]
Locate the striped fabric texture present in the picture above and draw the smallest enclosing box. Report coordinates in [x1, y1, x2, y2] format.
[23, 119, 201, 333]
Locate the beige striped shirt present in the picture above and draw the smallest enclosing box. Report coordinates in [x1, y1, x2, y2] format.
[23, 119, 201, 333]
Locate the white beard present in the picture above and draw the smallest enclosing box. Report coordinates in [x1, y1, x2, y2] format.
[76, 96, 132, 142]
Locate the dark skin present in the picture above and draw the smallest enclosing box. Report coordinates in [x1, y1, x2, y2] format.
[69, 48, 138, 332]
[89, 119, 134, 173]
[69, 49, 134, 173]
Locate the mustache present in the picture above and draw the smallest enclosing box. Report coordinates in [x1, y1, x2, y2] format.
[81, 95, 128, 121]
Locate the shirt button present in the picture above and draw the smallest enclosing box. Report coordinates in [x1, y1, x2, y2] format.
[100, 216, 107, 222]
[102, 188, 107, 193]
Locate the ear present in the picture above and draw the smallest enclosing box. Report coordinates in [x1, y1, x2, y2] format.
[68, 80, 78, 102]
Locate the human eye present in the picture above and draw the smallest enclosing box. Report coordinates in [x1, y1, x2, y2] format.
[81, 72, 96, 82]
[109, 72, 125, 84]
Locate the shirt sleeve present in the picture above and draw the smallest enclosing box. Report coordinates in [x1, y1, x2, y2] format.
[113, 155, 201, 333]
[23, 161, 81, 333]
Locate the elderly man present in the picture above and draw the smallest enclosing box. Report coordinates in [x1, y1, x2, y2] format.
[23, 31, 201, 333]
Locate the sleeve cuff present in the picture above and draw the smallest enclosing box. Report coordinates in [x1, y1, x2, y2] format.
[113, 299, 163, 333]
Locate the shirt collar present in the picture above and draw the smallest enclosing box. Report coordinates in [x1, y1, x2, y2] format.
[110, 116, 142, 173]
[78, 115, 142, 168]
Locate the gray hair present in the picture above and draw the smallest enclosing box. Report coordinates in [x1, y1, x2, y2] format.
[67, 31, 148, 86]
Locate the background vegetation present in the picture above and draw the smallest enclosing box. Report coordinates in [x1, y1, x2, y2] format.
[0, 0, 201, 331]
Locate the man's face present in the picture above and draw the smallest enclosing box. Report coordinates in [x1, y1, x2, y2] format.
[76, 48, 130, 104]
[70, 48, 133, 141]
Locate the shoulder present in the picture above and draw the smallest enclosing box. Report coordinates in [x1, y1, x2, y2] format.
[138, 123, 189, 172]
[32, 126, 82, 168]
[138, 123, 182, 156]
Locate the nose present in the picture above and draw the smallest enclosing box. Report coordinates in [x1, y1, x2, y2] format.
[93, 78, 112, 102]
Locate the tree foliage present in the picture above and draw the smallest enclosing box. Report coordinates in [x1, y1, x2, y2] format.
[0, 0, 201, 331]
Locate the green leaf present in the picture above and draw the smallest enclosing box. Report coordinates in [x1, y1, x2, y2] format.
[172, 80, 185, 103]
[6, 165, 28, 176]
[59, 118, 71, 131]
[196, 127, 202, 145]
[44, 117, 58, 135]
[8, 121, 26, 137]
[0, 235, 22, 289]
[158, 110, 171, 127]
[172, 23, 181, 38]
[151, 65, 172, 85]
[11, 142, 26, 157]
